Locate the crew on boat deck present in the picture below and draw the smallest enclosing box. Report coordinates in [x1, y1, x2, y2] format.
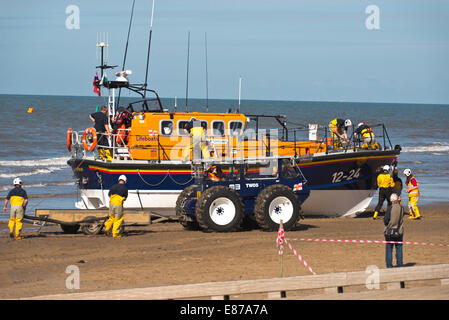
[89, 105, 112, 161]
[373, 165, 394, 219]
[105, 175, 128, 238]
[3, 178, 28, 240]
[355, 123, 380, 150]
[329, 118, 352, 148]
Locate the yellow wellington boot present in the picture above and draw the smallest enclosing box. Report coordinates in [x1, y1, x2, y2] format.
[105, 149, 113, 161]
[15, 217, 23, 239]
[112, 216, 124, 238]
[104, 217, 115, 236]
[412, 207, 421, 220]
[98, 149, 105, 160]
[373, 211, 379, 220]
[8, 217, 16, 239]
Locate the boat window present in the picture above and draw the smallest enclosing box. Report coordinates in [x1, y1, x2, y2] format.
[177, 120, 190, 136]
[244, 161, 278, 180]
[229, 121, 243, 135]
[160, 120, 174, 136]
[178, 120, 209, 136]
[212, 120, 225, 136]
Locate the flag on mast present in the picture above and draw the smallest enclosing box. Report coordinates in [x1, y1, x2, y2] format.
[93, 72, 101, 96]
[99, 73, 108, 86]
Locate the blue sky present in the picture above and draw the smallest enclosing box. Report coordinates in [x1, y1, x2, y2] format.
[0, 0, 448, 104]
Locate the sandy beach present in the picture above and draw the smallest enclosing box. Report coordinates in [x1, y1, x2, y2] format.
[1, 203, 448, 300]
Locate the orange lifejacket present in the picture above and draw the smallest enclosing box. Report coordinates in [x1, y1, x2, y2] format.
[207, 166, 221, 181]
[116, 124, 128, 146]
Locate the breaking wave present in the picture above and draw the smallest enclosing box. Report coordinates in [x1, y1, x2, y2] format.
[401, 142, 449, 154]
[0, 182, 74, 192]
[0, 166, 65, 179]
[0, 156, 69, 167]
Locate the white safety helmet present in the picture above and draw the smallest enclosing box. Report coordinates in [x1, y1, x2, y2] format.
[13, 177, 22, 186]
[344, 119, 352, 127]
[382, 165, 390, 171]
[403, 169, 411, 177]
[118, 175, 127, 183]
[357, 122, 365, 128]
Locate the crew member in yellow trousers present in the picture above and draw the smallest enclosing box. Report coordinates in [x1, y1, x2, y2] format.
[104, 175, 128, 237]
[182, 118, 211, 161]
[3, 178, 28, 240]
[373, 165, 395, 219]
[404, 169, 421, 220]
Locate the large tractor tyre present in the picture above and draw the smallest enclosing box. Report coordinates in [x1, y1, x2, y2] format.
[196, 186, 244, 232]
[81, 216, 103, 235]
[254, 184, 300, 231]
[60, 224, 80, 234]
[175, 185, 200, 230]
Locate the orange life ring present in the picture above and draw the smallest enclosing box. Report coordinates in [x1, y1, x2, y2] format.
[82, 128, 97, 151]
[67, 128, 72, 152]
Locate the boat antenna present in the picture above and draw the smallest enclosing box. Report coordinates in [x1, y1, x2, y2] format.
[204, 32, 209, 112]
[96, 32, 109, 79]
[143, 0, 155, 101]
[237, 76, 242, 113]
[117, 0, 136, 109]
[185, 30, 190, 112]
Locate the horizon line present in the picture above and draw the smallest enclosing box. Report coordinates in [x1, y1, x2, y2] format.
[0, 92, 448, 106]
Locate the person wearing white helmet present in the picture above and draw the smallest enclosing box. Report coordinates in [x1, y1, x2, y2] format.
[373, 165, 395, 219]
[355, 123, 380, 150]
[104, 175, 128, 237]
[3, 178, 28, 239]
[328, 118, 352, 149]
[404, 169, 421, 220]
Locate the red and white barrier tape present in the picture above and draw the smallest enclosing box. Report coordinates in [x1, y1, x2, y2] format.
[276, 224, 316, 275]
[276, 224, 285, 256]
[284, 238, 316, 275]
[285, 238, 449, 247]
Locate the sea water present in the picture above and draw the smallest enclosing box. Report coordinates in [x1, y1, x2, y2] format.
[0, 94, 448, 220]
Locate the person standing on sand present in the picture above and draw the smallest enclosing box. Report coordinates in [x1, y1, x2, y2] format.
[104, 175, 128, 238]
[404, 169, 421, 220]
[384, 193, 404, 268]
[3, 178, 28, 240]
[373, 165, 394, 219]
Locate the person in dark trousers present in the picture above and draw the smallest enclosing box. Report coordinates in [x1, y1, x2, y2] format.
[391, 167, 403, 197]
[89, 105, 111, 160]
[104, 175, 128, 238]
[373, 165, 394, 219]
[384, 193, 404, 268]
[3, 178, 28, 240]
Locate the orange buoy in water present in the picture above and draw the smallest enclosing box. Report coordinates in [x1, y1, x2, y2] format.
[27, 107, 34, 113]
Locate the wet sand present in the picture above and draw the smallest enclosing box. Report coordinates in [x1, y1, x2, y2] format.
[0, 203, 448, 300]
